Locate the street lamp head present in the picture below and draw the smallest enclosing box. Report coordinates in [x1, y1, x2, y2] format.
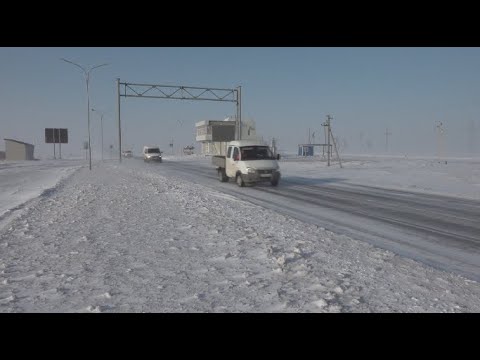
[61, 58, 87, 73]
[91, 63, 110, 71]
[61, 58, 109, 170]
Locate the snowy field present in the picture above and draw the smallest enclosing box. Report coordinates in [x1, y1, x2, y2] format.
[281, 154, 480, 201]
[0, 155, 479, 312]
[0, 160, 82, 231]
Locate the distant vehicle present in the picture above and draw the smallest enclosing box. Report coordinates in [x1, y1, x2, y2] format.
[212, 140, 281, 187]
[143, 146, 162, 162]
[122, 150, 133, 158]
[183, 145, 195, 155]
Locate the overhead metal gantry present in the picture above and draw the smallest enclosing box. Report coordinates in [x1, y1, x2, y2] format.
[116, 79, 242, 162]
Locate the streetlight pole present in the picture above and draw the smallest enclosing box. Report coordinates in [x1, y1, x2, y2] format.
[91, 109, 105, 161]
[61, 58, 109, 170]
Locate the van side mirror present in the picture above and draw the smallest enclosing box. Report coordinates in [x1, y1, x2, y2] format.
[276, 154, 281, 160]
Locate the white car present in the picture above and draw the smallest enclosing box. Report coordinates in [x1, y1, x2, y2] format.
[122, 150, 133, 158]
[143, 146, 162, 162]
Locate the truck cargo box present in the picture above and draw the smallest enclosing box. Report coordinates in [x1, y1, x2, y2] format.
[212, 155, 226, 168]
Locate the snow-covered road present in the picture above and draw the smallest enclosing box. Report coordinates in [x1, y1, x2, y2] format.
[1, 157, 480, 312]
[131, 157, 480, 282]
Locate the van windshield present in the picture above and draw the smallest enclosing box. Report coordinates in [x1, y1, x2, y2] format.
[240, 146, 274, 160]
[146, 148, 160, 154]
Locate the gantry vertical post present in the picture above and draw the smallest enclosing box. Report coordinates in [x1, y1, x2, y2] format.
[117, 78, 122, 163]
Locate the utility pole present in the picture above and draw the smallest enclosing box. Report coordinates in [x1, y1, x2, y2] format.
[330, 129, 343, 168]
[323, 124, 328, 158]
[236, 86, 242, 140]
[385, 128, 392, 153]
[326, 116, 331, 166]
[436, 121, 445, 163]
[322, 115, 343, 168]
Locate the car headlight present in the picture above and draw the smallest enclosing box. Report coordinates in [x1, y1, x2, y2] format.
[247, 168, 256, 174]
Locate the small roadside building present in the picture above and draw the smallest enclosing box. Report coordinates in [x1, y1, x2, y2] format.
[4, 138, 35, 160]
[195, 117, 260, 156]
[195, 119, 236, 156]
[298, 144, 315, 156]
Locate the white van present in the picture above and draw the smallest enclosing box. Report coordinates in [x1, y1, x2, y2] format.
[212, 140, 280, 186]
[143, 146, 162, 162]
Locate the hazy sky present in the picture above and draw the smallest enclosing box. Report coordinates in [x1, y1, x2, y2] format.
[1, 47, 479, 158]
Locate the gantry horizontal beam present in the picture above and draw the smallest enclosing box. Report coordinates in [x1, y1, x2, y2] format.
[119, 82, 238, 103]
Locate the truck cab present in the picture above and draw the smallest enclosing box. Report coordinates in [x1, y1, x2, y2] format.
[213, 140, 281, 187]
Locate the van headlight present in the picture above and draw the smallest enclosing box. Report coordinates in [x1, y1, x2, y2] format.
[247, 168, 256, 174]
